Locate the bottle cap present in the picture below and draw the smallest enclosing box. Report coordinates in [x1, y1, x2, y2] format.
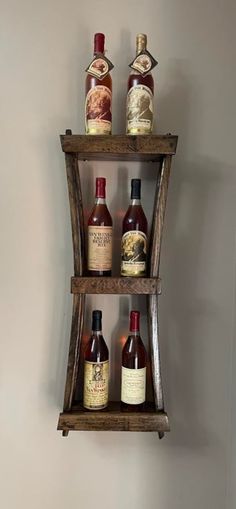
[131, 178, 141, 199]
[92, 310, 102, 331]
[130, 310, 140, 332]
[94, 33, 105, 54]
[95, 177, 106, 198]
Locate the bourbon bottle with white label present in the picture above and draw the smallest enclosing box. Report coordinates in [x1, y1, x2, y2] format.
[88, 177, 113, 276]
[121, 179, 147, 277]
[85, 33, 112, 134]
[83, 310, 109, 410]
[126, 34, 154, 134]
[121, 311, 147, 411]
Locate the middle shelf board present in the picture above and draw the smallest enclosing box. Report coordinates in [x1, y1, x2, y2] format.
[71, 277, 161, 295]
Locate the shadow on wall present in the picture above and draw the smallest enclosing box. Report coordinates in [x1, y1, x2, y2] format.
[160, 156, 236, 449]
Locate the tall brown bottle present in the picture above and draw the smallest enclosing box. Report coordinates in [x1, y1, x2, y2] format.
[85, 33, 112, 134]
[88, 177, 113, 276]
[126, 34, 154, 134]
[121, 311, 147, 411]
[83, 310, 109, 410]
[121, 178, 148, 277]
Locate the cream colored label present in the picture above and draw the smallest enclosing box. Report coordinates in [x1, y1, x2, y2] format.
[88, 225, 112, 271]
[85, 85, 112, 134]
[121, 366, 146, 404]
[83, 360, 109, 410]
[126, 84, 153, 134]
[121, 230, 147, 276]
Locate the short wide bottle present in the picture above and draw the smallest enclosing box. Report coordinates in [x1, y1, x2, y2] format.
[121, 311, 147, 411]
[83, 310, 109, 410]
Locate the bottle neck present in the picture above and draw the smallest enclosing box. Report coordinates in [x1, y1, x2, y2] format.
[130, 198, 141, 206]
[95, 197, 106, 205]
[94, 33, 105, 55]
[130, 310, 140, 333]
[92, 329, 102, 335]
[136, 34, 147, 55]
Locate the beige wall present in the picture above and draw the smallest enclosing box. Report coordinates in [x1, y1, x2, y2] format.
[1, 0, 236, 508]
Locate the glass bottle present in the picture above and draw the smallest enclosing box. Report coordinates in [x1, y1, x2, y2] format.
[85, 33, 112, 134]
[83, 310, 109, 410]
[88, 177, 113, 276]
[126, 33, 154, 134]
[121, 310, 147, 411]
[121, 178, 148, 277]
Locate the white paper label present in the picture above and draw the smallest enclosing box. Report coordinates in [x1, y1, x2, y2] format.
[121, 366, 146, 404]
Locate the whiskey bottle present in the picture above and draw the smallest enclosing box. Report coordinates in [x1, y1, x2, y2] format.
[83, 310, 109, 410]
[126, 34, 154, 135]
[121, 178, 148, 277]
[85, 33, 112, 135]
[121, 311, 147, 410]
[88, 177, 113, 276]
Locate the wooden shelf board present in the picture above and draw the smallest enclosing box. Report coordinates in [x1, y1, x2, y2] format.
[60, 134, 178, 161]
[57, 402, 170, 432]
[71, 277, 161, 295]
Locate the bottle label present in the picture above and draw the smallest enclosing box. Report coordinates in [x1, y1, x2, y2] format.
[83, 360, 109, 410]
[126, 84, 153, 134]
[88, 225, 112, 271]
[121, 230, 147, 276]
[85, 85, 112, 134]
[86, 54, 114, 79]
[121, 366, 146, 405]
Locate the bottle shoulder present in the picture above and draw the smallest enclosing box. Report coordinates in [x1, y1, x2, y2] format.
[88, 203, 113, 226]
[122, 204, 147, 230]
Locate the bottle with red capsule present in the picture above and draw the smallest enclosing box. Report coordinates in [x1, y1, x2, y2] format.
[85, 33, 113, 135]
[121, 310, 147, 411]
[87, 177, 113, 276]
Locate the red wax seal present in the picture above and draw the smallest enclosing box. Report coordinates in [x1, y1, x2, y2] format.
[130, 311, 140, 332]
[95, 177, 106, 198]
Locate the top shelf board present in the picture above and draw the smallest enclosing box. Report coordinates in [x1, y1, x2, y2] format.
[60, 134, 178, 162]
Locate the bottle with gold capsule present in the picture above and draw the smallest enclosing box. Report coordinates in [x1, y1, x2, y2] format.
[126, 34, 157, 135]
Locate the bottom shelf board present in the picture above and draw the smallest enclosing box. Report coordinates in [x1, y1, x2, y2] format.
[57, 402, 170, 432]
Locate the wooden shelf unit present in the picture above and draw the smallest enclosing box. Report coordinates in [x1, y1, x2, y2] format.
[58, 132, 178, 436]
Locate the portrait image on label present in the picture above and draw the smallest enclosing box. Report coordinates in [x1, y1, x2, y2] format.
[85, 85, 112, 134]
[121, 230, 147, 276]
[126, 84, 153, 134]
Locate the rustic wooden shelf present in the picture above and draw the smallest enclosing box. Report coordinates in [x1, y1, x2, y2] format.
[58, 131, 178, 437]
[60, 134, 178, 161]
[71, 276, 162, 295]
[58, 402, 170, 432]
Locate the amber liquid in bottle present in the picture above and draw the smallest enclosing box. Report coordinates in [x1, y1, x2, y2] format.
[126, 33, 154, 134]
[88, 177, 113, 276]
[121, 311, 147, 411]
[121, 179, 148, 277]
[83, 310, 109, 410]
[85, 32, 112, 134]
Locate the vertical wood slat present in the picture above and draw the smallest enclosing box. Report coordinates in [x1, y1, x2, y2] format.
[148, 156, 173, 437]
[62, 130, 86, 417]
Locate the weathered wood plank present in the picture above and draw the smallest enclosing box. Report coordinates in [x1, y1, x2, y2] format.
[71, 277, 162, 295]
[147, 155, 173, 438]
[60, 134, 178, 160]
[63, 130, 86, 412]
[58, 402, 170, 432]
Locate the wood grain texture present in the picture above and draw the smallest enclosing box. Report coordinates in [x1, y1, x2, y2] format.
[71, 276, 162, 295]
[60, 134, 178, 161]
[62, 131, 86, 411]
[147, 156, 173, 422]
[58, 402, 170, 432]
[62, 294, 85, 411]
